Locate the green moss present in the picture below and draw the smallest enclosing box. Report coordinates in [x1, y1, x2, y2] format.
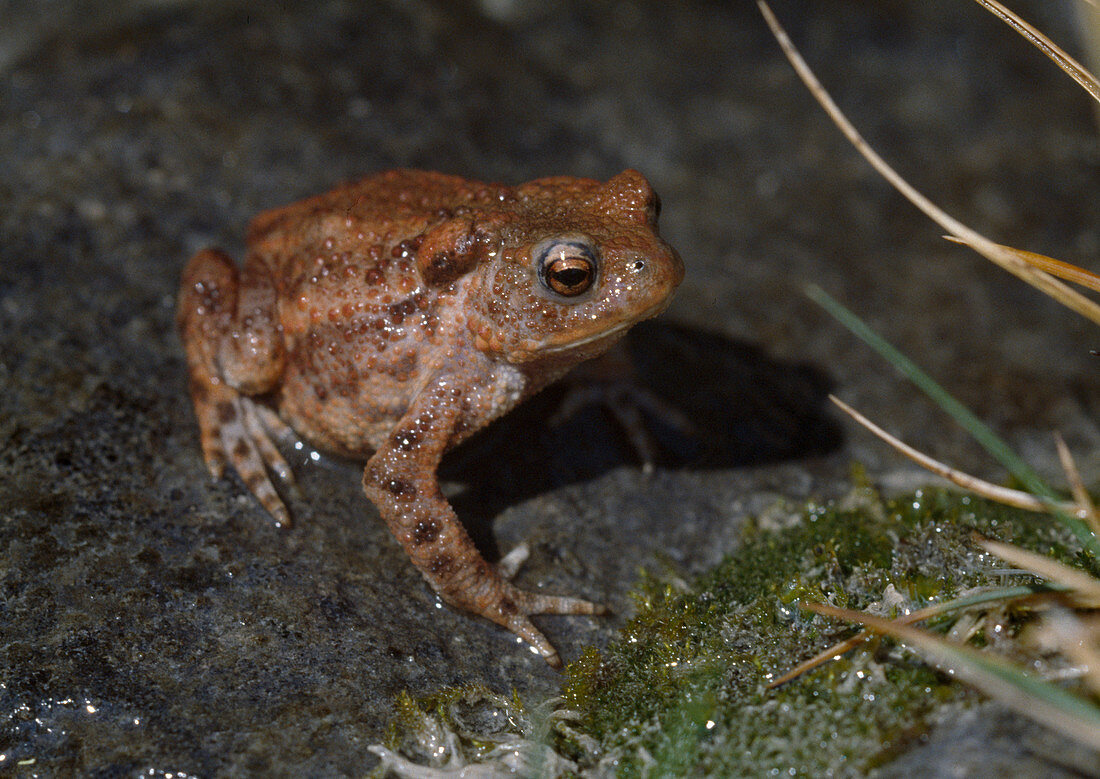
[376, 486, 1088, 776]
[558, 486, 1084, 776]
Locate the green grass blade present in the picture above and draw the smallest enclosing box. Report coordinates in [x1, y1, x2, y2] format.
[806, 283, 1100, 556]
[931, 584, 1065, 611]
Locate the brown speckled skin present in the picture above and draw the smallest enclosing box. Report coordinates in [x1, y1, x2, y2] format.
[177, 169, 683, 667]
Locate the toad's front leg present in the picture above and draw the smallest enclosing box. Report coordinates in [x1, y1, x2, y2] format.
[363, 379, 606, 669]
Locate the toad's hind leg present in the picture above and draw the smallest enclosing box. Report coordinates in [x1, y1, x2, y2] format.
[177, 248, 293, 526]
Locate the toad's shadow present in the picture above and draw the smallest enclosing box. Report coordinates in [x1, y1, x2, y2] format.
[440, 320, 843, 556]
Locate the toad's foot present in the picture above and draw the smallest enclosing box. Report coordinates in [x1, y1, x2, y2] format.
[489, 579, 609, 670]
[468, 542, 609, 670]
[191, 380, 295, 527]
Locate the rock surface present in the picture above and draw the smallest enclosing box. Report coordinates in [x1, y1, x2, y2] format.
[2, 0, 1098, 774]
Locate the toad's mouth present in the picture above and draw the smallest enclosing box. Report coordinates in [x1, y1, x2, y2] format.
[536, 295, 674, 355]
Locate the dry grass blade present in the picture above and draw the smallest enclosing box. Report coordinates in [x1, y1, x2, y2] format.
[944, 236, 1100, 293]
[757, 1, 1100, 327]
[1054, 433, 1100, 538]
[770, 601, 966, 689]
[807, 602, 1100, 751]
[980, 539, 1100, 607]
[771, 585, 1060, 688]
[972, 0, 1100, 103]
[828, 395, 1084, 517]
[766, 631, 877, 689]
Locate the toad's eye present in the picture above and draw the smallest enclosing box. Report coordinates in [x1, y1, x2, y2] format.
[536, 240, 598, 297]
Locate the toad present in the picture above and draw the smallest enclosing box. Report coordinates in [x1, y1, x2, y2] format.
[177, 169, 684, 667]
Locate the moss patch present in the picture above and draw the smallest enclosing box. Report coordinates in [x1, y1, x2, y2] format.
[376, 486, 1088, 776]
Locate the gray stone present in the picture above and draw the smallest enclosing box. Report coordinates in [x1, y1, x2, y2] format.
[2, 0, 1097, 774]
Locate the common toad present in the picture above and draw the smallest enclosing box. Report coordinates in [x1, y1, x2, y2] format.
[177, 169, 683, 667]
